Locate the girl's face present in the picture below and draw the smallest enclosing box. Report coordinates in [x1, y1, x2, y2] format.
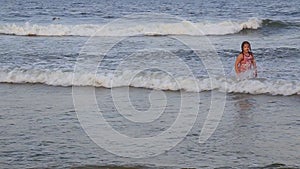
[243, 44, 250, 53]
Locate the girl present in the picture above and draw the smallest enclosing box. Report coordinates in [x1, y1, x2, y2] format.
[235, 41, 257, 77]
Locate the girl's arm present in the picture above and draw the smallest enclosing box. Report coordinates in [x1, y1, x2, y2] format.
[235, 54, 243, 74]
[252, 55, 257, 77]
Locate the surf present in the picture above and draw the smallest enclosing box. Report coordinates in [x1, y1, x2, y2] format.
[0, 18, 263, 37]
[0, 69, 299, 96]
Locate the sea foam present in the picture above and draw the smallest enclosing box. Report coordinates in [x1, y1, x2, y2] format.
[0, 69, 299, 96]
[0, 18, 262, 36]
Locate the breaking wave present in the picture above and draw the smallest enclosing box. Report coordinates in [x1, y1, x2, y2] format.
[0, 18, 263, 37]
[0, 69, 299, 96]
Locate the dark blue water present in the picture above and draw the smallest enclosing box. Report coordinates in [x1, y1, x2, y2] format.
[1, 0, 299, 23]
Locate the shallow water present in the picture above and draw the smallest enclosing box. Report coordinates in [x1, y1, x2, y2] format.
[0, 0, 299, 168]
[0, 84, 299, 168]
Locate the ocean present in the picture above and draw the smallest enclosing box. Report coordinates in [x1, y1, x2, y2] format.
[0, 0, 299, 168]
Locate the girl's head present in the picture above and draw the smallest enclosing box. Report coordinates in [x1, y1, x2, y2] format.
[241, 41, 251, 53]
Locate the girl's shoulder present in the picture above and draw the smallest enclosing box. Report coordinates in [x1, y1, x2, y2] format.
[236, 53, 244, 62]
[237, 53, 243, 59]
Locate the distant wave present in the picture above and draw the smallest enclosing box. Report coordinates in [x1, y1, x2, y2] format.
[0, 18, 263, 37]
[0, 69, 299, 96]
[262, 19, 300, 28]
[71, 163, 299, 169]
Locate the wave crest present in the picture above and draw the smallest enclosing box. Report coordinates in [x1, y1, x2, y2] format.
[0, 18, 263, 37]
[0, 69, 299, 96]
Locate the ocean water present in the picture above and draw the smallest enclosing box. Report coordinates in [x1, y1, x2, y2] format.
[0, 0, 299, 168]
